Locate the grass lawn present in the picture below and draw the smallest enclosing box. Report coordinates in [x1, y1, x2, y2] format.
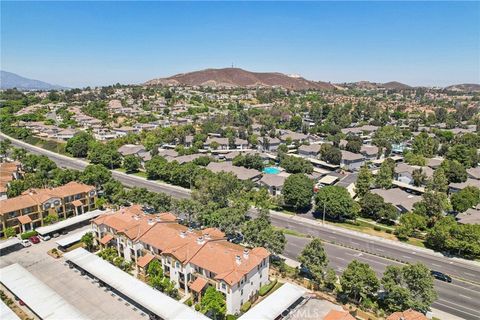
[115, 168, 127, 173]
[274, 227, 310, 238]
[326, 220, 398, 240]
[132, 171, 148, 178]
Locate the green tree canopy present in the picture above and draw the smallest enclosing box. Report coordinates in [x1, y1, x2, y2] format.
[298, 238, 329, 283]
[381, 263, 437, 313]
[340, 260, 379, 303]
[315, 186, 359, 220]
[282, 174, 314, 211]
[66, 132, 94, 157]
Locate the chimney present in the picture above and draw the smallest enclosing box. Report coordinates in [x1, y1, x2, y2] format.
[180, 231, 187, 238]
[187, 227, 193, 233]
[147, 218, 154, 225]
[155, 216, 162, 222]
[243, 249, 249, 259]
[204, 233, 210, 240]
[235, 255, 242, 265]
[197, 236, 205, 245]
[133, 215, 140, 221]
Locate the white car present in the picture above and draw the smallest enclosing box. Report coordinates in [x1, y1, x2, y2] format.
[21, 239, 32, 247]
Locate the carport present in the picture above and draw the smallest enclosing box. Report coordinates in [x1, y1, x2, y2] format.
[35, 209, 107, 236]
[64, 248, 209, 320]
[238, 282, 307, 320]
[0, 238, 21, 254]
[0, 263, 89, 320]
[55, 229, 91, 250]
[0, 297, 20, 320]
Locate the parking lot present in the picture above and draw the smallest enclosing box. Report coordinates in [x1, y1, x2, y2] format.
[0, 225, 145, 320]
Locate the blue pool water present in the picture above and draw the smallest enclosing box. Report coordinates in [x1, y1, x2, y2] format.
[263, 167, 281, 174]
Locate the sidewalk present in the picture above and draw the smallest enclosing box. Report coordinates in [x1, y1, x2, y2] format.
[269, 209, 480, 269]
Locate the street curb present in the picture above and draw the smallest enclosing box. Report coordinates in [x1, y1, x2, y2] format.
[269, 210, 480, 270]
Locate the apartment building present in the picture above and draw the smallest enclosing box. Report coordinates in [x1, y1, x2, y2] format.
[92, 206, 270, 315]
[0, 182, 96, 237]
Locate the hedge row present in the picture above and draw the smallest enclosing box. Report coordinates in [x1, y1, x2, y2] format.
[259, 279, 278, 296]
[20, 230, 38, 240]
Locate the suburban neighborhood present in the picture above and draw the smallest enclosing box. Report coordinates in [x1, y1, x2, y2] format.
[1, 1, 479, 320]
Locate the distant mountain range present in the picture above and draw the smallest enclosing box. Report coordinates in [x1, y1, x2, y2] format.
[145, 68, 335, 90]
[444, 83, 480, 92]
[0, 71, 67, 90]
[343, 81, 412, 90]
[145, 68, 480, 92]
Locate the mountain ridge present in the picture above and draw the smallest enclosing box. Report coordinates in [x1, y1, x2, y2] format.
[144, 68, 335, 90]
[0, 71, 67, 90]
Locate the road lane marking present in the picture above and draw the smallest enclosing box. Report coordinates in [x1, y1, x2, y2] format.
[434, 302, 480, 318]
[437, 299, 480, 314]
[401, 255, 411, 259]
[459, 294, 472, 300]
[432, 263, 441, 267]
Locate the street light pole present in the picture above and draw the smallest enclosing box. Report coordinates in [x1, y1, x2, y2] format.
[323, 202, 326, 225]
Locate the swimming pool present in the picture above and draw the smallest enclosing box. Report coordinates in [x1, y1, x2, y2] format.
[263, 166, 281, 174]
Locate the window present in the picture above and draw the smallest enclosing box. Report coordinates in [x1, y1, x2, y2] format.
[241, 289, 243, 296]
[222, 282, 226, 290]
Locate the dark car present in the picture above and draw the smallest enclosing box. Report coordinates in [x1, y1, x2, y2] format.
[29, 236, 40, 244]
[299, 264, 314, 280]
[431, 270, 452, 282]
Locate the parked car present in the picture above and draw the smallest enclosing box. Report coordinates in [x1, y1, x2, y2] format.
[21, 239, 32, 247]
[299, 264, 314, 280]
[39, 235, 51, 241]
[430, 270, 452, 282]
[53, 233, 60, 238]
[29, 236, 40, 244]
[61, 230, 68, 235]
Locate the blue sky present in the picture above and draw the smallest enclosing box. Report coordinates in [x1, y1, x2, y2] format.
[1, 1, 479, 88]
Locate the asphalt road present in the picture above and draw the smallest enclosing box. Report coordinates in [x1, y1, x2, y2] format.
[284, 234, 480, 320]
[1, 133, 190, 199]
[3, 133, 480, 318]
[268, 212, 480, 285]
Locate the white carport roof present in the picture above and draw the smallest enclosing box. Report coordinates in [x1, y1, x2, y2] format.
[0, 298, 20, 320]
[238, 282, 307, 320]
[0, 238, 21, 251]
[64, 248, 209, 320]
[0, 263, 88, 320]
[55, 229, 91, 248]
[36, 209, 108, 235]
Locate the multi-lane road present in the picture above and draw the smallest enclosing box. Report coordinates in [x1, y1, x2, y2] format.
[2, 133, 480, 319]
[285, 234, 480, 320]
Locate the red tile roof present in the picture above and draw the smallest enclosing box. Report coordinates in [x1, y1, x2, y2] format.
[387, 309, 427, 320]
[324, 310, 355, 320]
[137, 253, 155, 268]
[189, 277, 208, 292]
[100, 234, 114, 245]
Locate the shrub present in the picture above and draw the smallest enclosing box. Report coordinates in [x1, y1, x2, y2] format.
[259, 279, 278, 296]
[386, 229, 393, 234]
[373, 226, 382, 231]
[226, 315, 238, 320]
[20, 230, 38, 240]
[194, 304, 201, 311]
[240, 301, 252, 313]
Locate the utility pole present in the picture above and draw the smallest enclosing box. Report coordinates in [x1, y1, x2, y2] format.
[323, 202, 326, 225]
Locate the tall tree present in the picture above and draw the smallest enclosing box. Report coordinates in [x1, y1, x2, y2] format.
[315, 186, 359, 220]
[375, 161, 393, 189]
[282, 174, 314, 211]
[200, 287, 226, 319]
[298, 238, 329, 283]
[381, 263, 437, 313]
[340, 260, 379, 304]
[355, 165, 373, 197]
